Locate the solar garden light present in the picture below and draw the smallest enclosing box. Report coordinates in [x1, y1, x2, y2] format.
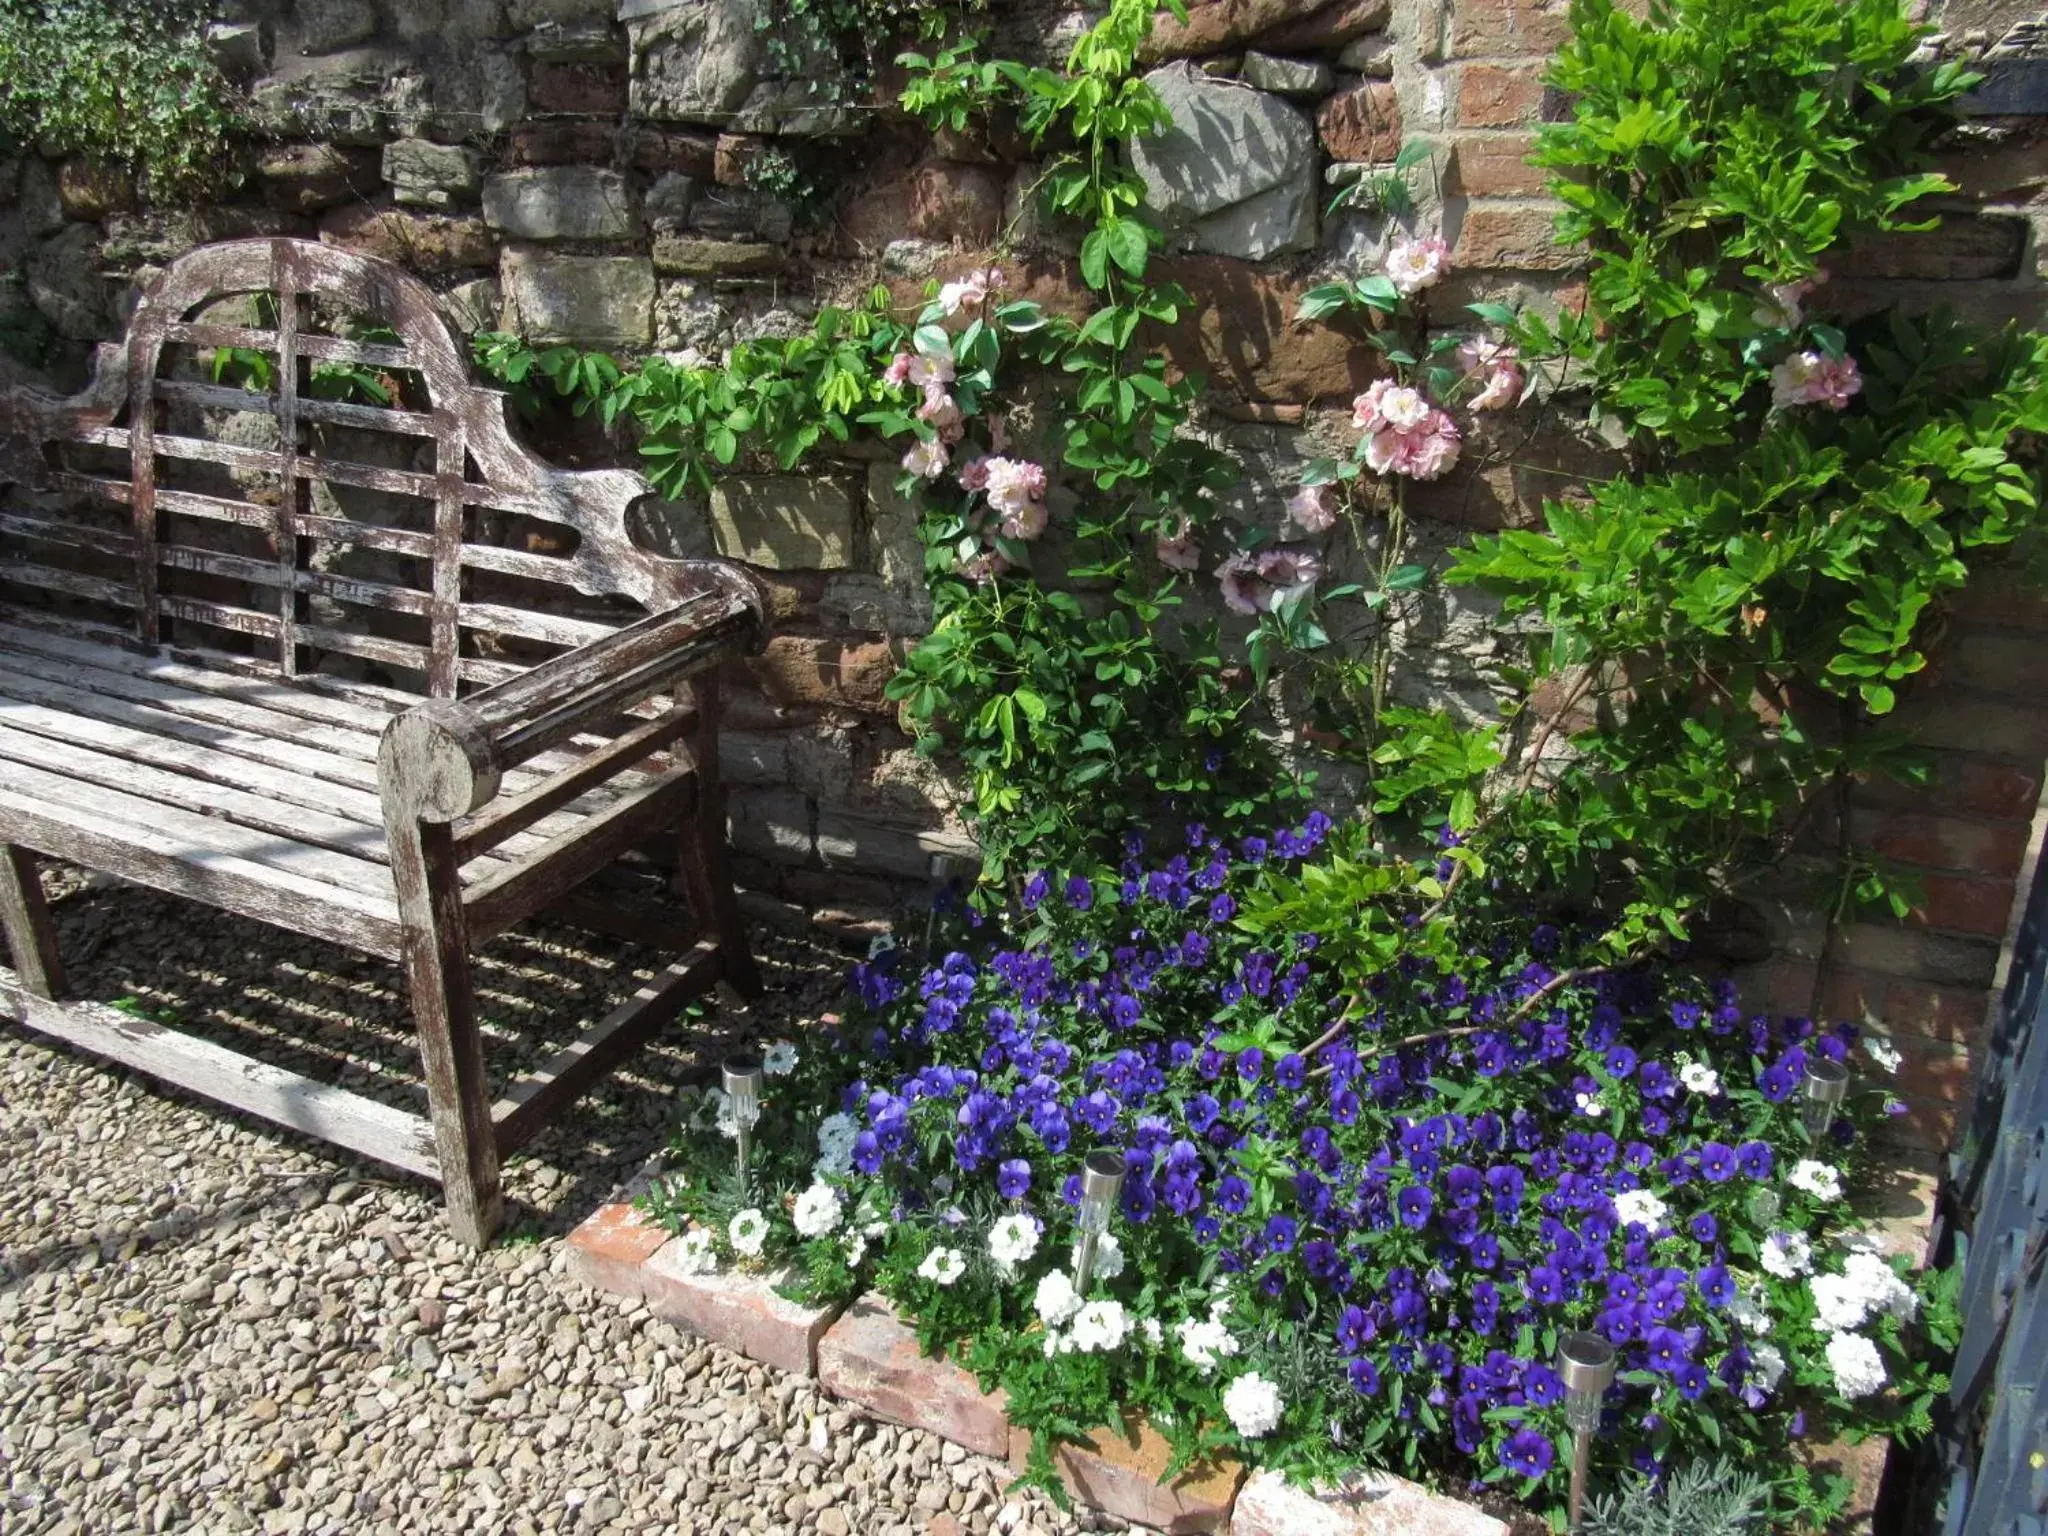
[1749, 1186, 1782, 1227]
[1070, 1149, 1126, 1292]
[1801, 1055, 1851, 1142]
[722, 1052, 765, 1194]
[1557, 1330, 1617, 1532]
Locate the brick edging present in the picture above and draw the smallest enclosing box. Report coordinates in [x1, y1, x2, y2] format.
[565, 1198, 1508, 1535]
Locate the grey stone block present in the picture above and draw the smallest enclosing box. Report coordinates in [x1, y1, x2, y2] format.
[1130, 64, 1315, 224]
[708, 475, 858, 570]
[729, 787, 814, 865]
[500, 249, 655, 345]
[483, 168, 639, 241]
[439, 277, 501, 334]
[296, 0, 379, 53]
[1240, 52, 1334, 98]
[816, 813, 977, 881]
[645, 172, 699, 231]
[383, 139, 483, 207]
[507, 0, 611, 25]
[626, 0, 760, 123]
[719, 731, 791, 785]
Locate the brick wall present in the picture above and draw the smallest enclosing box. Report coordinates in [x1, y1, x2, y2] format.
[1, 0, 2045, 1147]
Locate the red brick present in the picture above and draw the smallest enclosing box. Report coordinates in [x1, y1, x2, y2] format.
[714, 132, 769, 188]
[1448, 133, 1546, 196]
[574, 1237, 847, 1376]
[1259, 0, 1393, 50]
[1452, 201, 1576, 270]
[1957, 568, 2048, 631]
[1233, 1469, 1509, 1535]
[1881, 1096, 1958, 1152]
[1011, 1415, 1245, 1535]
[818, 1294, 1012, 1460]
[1818, 966, 1887, 1027]
[1892, 1036, 1974, 1101]
[1451, 0, 1571, 57]
[1946, 758, 2042, 821]
[1317, 81, 1403, 163]
[1824, 922, 2000, 988]
[1765, 958, 1821, 1015]
[1855, 810, 2026, 878]
[1909, 873, 2020, 938]
[567, 1202, 671, 1284]
[910, 160, 1007, 245]
[627, 127, 719, 179]
[529, 62, 627, 115]
[750, 635, 898, 712]
[505, 121, 617, 167]
[1946, 628, 2044, 694]
[1458, 64, 1546, 126]
[1879, 979, 1990, 1046]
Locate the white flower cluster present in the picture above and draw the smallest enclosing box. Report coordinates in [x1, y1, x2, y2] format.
[1825, 1332, 1888, 1400]
[814, 1112, 858, 1180]
[1750, 1341, 1787, 1393]
[1176, 1297, 1243, 1375]
[1613, 1188, 1669, 1231]
[762, 1041, 798, 1075]
[989, 1214, 1041, 1272]
[918, 1247, 966, 1287]
[1034, 1269, 1081, 1327]
[1728, 1281, 1772, 1332]
[1761, 1229, 1815, 1278]
[729, 1208, 769, 1258]
[1810, 1252, 1919, 1334]
[1070, 1300, 1130, 1353]
[1789, 1160, 1845, 1202]
[672, 1227, 719, 1276]
[792, 1182, 843, 1239]
[1222, 1371, 1285, 1439]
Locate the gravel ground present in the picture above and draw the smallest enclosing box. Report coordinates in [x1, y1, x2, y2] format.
[0, 874, 1102, 1536]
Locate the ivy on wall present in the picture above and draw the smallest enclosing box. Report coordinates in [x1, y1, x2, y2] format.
[0, 0, 241, 204]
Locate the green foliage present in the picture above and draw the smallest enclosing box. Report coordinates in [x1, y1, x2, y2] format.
[753, 0, 981, 110]
[0, 0, 241, 204]
[1531, 0, 1977, 451]
[1581, 1457, 1772, 1536]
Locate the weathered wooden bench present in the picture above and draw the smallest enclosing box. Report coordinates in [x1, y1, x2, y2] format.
[0, 238, 766, 1245]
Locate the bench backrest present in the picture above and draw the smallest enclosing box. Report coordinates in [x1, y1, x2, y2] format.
[0, 238, 742, 697]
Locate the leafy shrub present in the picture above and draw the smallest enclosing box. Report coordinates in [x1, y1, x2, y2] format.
[650, 829, 1953, 1526]
[0, 0, 241, 204]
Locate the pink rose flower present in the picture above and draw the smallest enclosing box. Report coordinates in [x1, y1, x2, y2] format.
[918, 385, 964, 440]
[1385, 235, 1451, 296]
[959, 550, 1010, 584]
[1215, 552, 1266, 616]
[883, 351, 913, 387]
[902, 437, 948, 480]
[1455, 336, 1524, 411]
[1364, 408, 1462, 480]
[999, 500, 1049, 541]
[958, 455, 991, 492]
[982, 457, 1048, 517]
[1257, 545, 1323, 604]
[1771, 349, 1861, 410]
[1155, 515, 1201, 571]
[906, 336, 955, 389]
[1352, 379, 1433, 434]
[1284, 484, 1337, 535]
[937, 266, 1008, 316]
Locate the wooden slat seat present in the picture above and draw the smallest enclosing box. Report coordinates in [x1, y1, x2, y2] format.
[0, 238, 771, 1246]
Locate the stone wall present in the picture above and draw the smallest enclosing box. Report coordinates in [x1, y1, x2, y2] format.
[2, 0, 2046, 1144]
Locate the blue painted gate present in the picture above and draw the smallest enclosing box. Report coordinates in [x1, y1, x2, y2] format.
[1919, 839, 2048, 1536]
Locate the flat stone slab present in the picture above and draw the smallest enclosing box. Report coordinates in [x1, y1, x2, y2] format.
[1232, 1470, 1510, 1535]
[818, 1294, 1011, 1460]
[1012, 1416, 1245, 1534]
[566, 1202, 842, 1377]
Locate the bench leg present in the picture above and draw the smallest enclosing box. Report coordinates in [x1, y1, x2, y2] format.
[677, 680, 762, 1000]
[389, 821, 504, 1247]
[0, 845, 66, 1000]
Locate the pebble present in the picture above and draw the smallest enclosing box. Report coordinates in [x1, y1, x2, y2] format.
[0, 890, 1097, 1536]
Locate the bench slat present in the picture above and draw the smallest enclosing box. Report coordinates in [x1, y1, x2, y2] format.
[1, 972, 440, 1177]
[0, 756, 398, 898]
[0, 780, 402, 957]
[0, 558, 134, 607]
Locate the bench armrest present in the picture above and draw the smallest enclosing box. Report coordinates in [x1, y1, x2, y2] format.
[377, 564, 763, 823]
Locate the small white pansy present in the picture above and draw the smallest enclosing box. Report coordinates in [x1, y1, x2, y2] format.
[1222, 1371, 1286, 1438]
[792, 1182, 844, 1239]
[989, 1213, 1042, 1270]
[763, 1041, 798, 1076]
[1789, 1160, 1845, 1202]
[729, 1208, 769, 1258]
[1750, 1341, 1787, 1393]
[1680, 1061, 1721, 1095]
[918, 1247, 966, 1287]
[672, 1227, 719, 1276]
[1614, 1188, 1669, 1231]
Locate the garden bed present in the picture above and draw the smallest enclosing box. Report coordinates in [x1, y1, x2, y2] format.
[566, 1188, 1516, 1535]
